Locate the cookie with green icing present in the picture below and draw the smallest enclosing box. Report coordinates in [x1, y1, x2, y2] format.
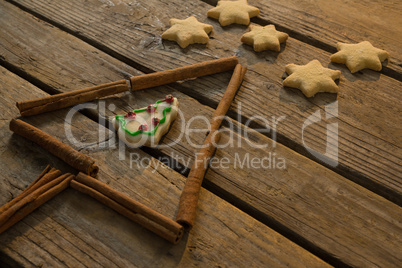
[113, 95, 179, 147]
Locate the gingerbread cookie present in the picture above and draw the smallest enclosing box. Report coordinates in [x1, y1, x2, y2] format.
[330, 41, 389, 73]
[207, 0, 260, 26]
[241, 24, 288, 52]
[283, 60, 341, 98]
[113, 95, 179, 147]
[162, 16, 213, 48]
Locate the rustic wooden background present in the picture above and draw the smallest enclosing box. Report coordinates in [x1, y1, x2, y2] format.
[0, 0, 401, 267]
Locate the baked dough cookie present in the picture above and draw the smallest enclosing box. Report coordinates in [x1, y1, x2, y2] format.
[283, 60, 341, 98]
[162, 16, 213, 48]
[241, 24, 288, 52]
[113, 95, 179, 148]
[207, 0, 260, 26]
[330, 41, 389, 73]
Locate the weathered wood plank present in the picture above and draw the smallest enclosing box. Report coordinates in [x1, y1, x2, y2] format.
[107, 91, 402, 268]
[0, 2, 401, 267]
[7, 0, 402, 203]
[248, 0, 402, 77]
[0, 69, 126, 267]
[202, 0, 402, 77]
[0, 56, 329, 268]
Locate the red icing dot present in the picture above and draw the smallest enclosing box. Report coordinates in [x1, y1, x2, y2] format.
[138, 124, 148, 131]
[152, 117, 160, 126]
[147, 104, 155, 113]
[165, 94, 174, 103]
[125, 111, 136, 119]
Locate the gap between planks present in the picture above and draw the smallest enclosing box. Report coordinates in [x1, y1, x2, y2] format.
[5, 0, 156, 78]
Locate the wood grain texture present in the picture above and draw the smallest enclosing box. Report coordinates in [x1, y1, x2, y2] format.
[242, 0, 402, 77]
[0, 2, 400, 266]
[0, 46, 328, 268]
[6, 0, 402, 203]
[110, 90, 402, 268]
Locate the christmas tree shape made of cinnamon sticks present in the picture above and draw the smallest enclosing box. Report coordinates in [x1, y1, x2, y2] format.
[6, 57, 246, 244]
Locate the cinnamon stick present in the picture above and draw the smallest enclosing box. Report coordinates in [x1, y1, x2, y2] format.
[25, 165, 52, 191]
[210, 65, 248, 133]
[0, 174, 74, 235]
[17, 80, 129, 117]
[16, 57, 238, 117]
[0, 173, 70, 226]
[176, 64, 247, 229]
[0, 167, 61, 214]
[10, 119, 99, 176]
[71, 173, 184, 244]
[130, 56, 238, 91]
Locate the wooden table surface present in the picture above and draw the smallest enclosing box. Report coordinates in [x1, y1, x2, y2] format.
[0, 0, 401, 267]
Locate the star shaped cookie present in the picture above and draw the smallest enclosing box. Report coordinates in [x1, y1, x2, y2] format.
[241, 24, 288, 52]
[162, 16, 213, 48]
[207, 0, 260, 26]
[330, 41, 389, 73]
[283, 60, 341, 98]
